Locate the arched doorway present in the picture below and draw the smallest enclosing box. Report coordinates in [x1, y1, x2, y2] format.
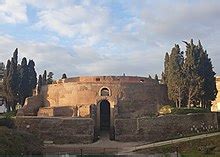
[100, 100, 110, 131]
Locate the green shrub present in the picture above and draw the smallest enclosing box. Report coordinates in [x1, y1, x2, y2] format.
[159, 105, 173, 115]
[159, 106, 211, 115]
[1, 111, 16, 118]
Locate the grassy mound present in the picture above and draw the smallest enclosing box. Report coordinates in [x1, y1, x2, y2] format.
[0, 126, 43, 155]
[135, 134, 220, 156]
[171, 107, 210, 114]
[159, 105, 210, 115]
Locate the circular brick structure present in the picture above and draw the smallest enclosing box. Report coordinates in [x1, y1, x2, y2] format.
[19, 76, 168, 132]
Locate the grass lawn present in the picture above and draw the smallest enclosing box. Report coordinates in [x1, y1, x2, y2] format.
[135, 134, 220, 156]
[0, 124, 43, 155]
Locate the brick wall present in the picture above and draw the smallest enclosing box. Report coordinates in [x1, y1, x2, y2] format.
[17, 95, 43, 116]
[15, 116, 94, 144]
[115, 113, 219, 142]
[37, 106, 77, 117]
[40, 80, 164, 117]
[212, 77, 220, 111]
[18, 76, 168, 118]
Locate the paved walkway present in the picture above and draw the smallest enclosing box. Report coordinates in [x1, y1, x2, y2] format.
[44, 131, 220, 155]
[44, 131, 141, 154]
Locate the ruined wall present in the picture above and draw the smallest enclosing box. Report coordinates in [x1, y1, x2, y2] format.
[115, 113, 219, 142]
[117, 82, 161, 118]
[37, 106, 77, 117]
[17, 95, 43, 116]
[212, 77, 220, 112]
[40, 82, 120, 117]
[15, 116, 94, 144]
[40, 76, 165, 117]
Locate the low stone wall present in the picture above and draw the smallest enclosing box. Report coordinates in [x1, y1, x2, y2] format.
[115, 113, 219, 142]
[15, 116, 94, 144]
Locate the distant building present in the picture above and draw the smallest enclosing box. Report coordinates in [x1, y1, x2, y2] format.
[0, 103, 6, 113]
[211, 76, 220, 112]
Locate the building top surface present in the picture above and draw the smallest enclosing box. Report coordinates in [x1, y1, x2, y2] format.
[54, 75, 158, 84]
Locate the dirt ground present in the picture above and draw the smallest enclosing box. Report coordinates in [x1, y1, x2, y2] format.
[44, 131, 143, 155]
[44, 131, 220, 156]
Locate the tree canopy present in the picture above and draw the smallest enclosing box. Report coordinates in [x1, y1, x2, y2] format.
[3, 49, 37, 111]
[162, 39, 217, 109]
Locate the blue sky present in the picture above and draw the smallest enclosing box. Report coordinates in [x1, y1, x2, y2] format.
[0, 0, 220, 79]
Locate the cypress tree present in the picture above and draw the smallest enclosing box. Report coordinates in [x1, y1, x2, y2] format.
[37, 75, 43, 95]
[47, 72, 54, 84]
[7, 49, 19, 111]
[18, 57, 29, 105]
[27, 60, 37, 97]
[2, 48, 38, 110]
[62, 73, 67, 79]
[197, 41, 217, 108]
[162, 52, 169, 84]
[12, 48, 18, 64]
[42, 70, 47, 85]
[167, 44, 185, 108]
[183, 39, 203, 108]
[0, 63, 4, 79]
[154, 74, 159, 82]
[3, 60, 11, 112]
[162, 39, 217, 108]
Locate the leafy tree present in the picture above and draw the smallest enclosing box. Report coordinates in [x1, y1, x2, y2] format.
[37, 75, 43, 95]
[47, 72, 54, 84]
[167, 44, 185, 108]
[62, 73, 67, 79]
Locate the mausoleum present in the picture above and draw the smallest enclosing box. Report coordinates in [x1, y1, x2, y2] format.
[16, 76, 219, 143]
[18, 76, 167, 132]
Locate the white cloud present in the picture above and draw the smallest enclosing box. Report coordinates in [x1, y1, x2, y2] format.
[0, 34, 79, 78]
[126, 0, 220, 39]
[0, 0, 27, 24]
[34, 2, 109, 46]
[0, 0, 220, 77]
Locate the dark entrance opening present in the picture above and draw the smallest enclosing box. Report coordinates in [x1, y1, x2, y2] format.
[100, 100, 110, 131]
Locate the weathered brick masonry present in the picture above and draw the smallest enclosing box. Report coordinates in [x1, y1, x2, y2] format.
[115, 113, 219, 142]
[16, 76, 220, 144]
[15, 116, 94, 144]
